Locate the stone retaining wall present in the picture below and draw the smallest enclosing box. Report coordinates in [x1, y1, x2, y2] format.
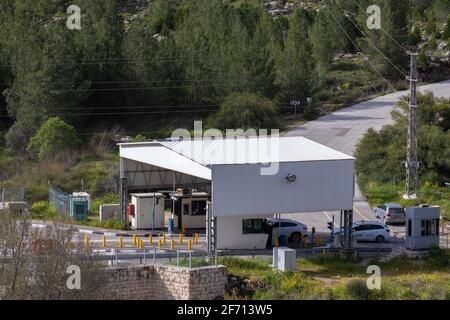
[104, 264, 228, 300]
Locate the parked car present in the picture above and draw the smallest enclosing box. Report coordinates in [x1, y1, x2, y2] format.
[375, 203, 405, 224]
[334, 221, 390, 243]
[266, 218, 308, 243]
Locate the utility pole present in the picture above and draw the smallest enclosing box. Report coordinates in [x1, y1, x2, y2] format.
[404, 49, 419, 200]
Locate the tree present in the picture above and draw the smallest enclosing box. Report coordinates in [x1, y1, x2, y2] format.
[27, 117, 80, 160]
[0, 210, 109, 299]
[408, 25, 422, 46]
[4, 1, 89, 142]
[357, 92, 450, 187]
[210, 92, 279, 131]
[443, 13, 450, 40]
[174, 0, 248, 104]
[310, 9, 335, 80]
[277, 9, 315, 105]
[361, 0, 409, 79]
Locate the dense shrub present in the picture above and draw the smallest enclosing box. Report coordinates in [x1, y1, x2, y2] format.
[27, 117, 80, 160]
[5, 122, 34, 155]
[345, 279, 372, 300]
[30, 201, 59, 219]
[428, 247, 450, 268]
[211, 93, 279, 131]
[355, 93, 450, 188]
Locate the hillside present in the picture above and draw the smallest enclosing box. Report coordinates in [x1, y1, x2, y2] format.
[0, 0, 449, 221]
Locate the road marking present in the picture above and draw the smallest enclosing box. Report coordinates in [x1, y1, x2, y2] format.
[353, 205, 371, 221]
[323, 212, 339, 227]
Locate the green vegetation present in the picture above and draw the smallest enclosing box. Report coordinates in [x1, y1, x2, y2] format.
[355, 92, 450, 219]
[170, 257, 214, 268]
[27, 117, 80, 160]
[30, 201, 59, 220]
[0, 0, 449, 222]
[29, 196, 126, 230]
[211, 93, 279, 130]
[221, 252, 450, 300]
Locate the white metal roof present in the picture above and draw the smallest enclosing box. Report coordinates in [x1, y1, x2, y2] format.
[159, 136, 354, 165]
[119, 136, 354, 180]
[120, 143, 212, 180]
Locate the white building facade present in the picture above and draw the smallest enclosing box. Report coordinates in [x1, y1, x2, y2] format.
[119, 136, 355, 250]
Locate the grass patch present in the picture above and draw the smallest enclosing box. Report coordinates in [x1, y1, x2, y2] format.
[363, 181, 450, 220]
[170, 257, 214, 268]
[76, 216, 126, 230]
[221, 253, 450, 300]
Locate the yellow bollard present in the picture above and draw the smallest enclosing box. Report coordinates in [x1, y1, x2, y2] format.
[133, 235, 137, 247]
[139, 238, 143, 250]
[170, 239, 175, 250]
[84, 235, 90, 249]
[194, 233, 199, 244]
[302, 237, 308, 248]
[162, 233, 166, 244]
[119, 236, 123, 248]
[315, 235, 322, 246]
[158, 239, 161, 250]
[188, 239, 192, 251]
[179, 233, 183, 245]
[181, 224, 185, 234]
[149, 235, 153, 246]
[102, 235, 106, 248]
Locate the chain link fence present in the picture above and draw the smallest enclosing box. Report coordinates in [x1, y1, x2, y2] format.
[48, 184, 70, 215]
[0, 187, 26, 209]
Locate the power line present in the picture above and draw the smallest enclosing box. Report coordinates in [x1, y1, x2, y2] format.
[0, 109, 217, 118]
[349, 0, 409, 53]
[328, 14, 385, 95]
[324, 4, 396, 91]
[334, 0, 408, 79]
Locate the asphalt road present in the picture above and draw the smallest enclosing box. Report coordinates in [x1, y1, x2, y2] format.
[284, 79, 450, 232]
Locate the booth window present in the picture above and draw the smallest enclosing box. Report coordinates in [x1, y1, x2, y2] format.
[243, 219, 265, 234]
[407, 220, 412, 237]
[192, 200, 207, 216]
[421, 219, 438, 236]
[183, 204, 190, 215]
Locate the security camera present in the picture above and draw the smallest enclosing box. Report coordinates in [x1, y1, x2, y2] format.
[286, 173, 297, 183]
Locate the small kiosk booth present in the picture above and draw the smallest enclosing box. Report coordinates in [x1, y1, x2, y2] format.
[405, 205, 440, 250]
[173, 190, 209, 229]
[129, 193, 165, 230]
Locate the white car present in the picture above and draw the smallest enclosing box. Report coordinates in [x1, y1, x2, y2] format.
[334, 221, 390, 243]
[266, 218, 308, 243]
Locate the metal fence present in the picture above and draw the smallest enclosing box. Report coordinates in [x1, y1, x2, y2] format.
[91, 248, 215, 269]
[1, 187, 26, 204]
[48, 184, 70, 215]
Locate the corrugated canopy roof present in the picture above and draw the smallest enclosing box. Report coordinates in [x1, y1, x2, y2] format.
[120, 136, 354, 180]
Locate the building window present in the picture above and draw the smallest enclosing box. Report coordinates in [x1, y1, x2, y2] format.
[421, 219, 438, 236]
[407, 220, 412, 237]
[242, 219, 265, 234]
[191, 200, 206, 216]
[183, 204, 190, 215]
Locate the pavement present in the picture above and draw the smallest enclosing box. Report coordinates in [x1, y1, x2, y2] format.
[284, 79, 450, 232]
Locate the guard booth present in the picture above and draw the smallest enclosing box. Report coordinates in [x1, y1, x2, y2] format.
[405, 205, 440, 250]
[172, 189, 209, 229]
